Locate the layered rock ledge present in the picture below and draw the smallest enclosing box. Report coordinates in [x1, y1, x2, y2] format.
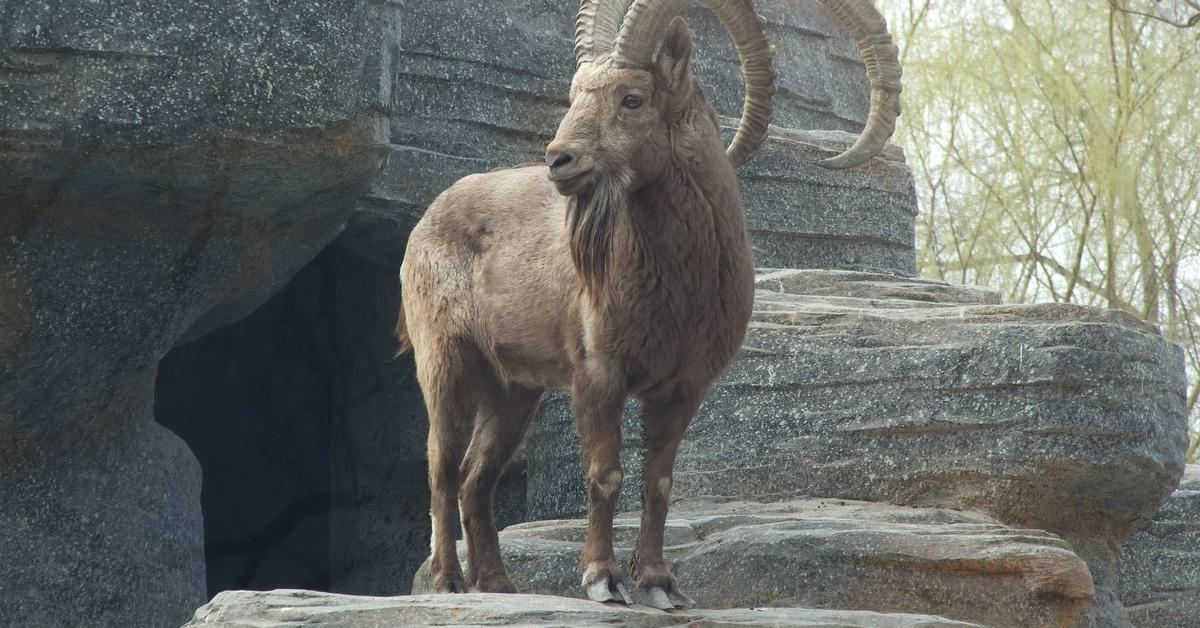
[414, 497, 1096, 628]
[526, 269, 1189, 627]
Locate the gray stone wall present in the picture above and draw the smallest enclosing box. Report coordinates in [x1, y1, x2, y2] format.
[2, 3, 898, 622]
[0, 1, 401, 625]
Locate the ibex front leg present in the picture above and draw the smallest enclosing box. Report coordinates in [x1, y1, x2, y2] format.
[572, 365, 633, 604]
[631, 386, 704, 609]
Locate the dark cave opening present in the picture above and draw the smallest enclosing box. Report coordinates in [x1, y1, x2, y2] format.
[155, 238, 432, 598]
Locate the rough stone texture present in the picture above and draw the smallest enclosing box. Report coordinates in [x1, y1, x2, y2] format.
[0, 0, 399, 624]
[186, 589, 983, 628]
[414, 497, 1095, 628]
[1120, 465, 1200, 627]
[526, 269, 1189, 627]
[744, 129, 917, 275]
[5, 0, 1183, 625]
[0, 420, 202, 628]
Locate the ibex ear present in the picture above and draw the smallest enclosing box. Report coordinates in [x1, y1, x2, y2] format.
[655, 16, 694, 113]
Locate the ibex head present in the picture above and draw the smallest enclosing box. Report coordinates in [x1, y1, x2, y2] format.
[543, 29, 687, 198]
[545, 0, 905, 198]
[544, 0, 903, 296]
[545, 0, 776, 199]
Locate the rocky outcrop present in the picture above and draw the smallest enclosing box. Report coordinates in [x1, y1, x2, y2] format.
[0, 0, 400, 624]
[414, 497, 1095, 627]
[2, 0, 913, 622]
[186, 589, 984, 628]
[526, 269, 1189, 626]
[1121, 465, 1200, 626]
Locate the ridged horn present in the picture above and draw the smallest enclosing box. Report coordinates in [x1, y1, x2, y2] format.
[613, 0, 777, 168]
[611, 0, 692, 67]
[575, 0, 634, 65]
[815, 0, 903, 169]
[703, 0, 776, 167]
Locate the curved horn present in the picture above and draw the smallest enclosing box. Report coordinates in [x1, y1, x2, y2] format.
[613, 0, 776, 168]
[704, 0, 776, 167]
[815, 0, 903, 169]
[576, 0, 634, 65]
[611, 0, 692, 67]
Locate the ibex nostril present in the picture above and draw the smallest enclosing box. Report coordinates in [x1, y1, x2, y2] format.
[547, 152, 574, 169]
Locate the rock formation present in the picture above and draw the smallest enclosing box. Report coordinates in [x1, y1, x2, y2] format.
[0, 1, 400, 625]
[387, 3, 1191, 622]
[522, 265, 1187, 625]
[414, 496, 1097, 627]
[404, 258, 1185, 626]
[2, 0, 890, 623]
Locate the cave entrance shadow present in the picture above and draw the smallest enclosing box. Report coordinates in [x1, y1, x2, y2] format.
[155, 238, 431, 598]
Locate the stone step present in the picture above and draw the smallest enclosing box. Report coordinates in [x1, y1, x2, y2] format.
[187, 589, 983, 628]
[753, 268, 999, 306]
[412, 497, 1094, 627]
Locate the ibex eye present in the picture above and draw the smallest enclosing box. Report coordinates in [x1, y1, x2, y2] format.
[621, 94, 644, 109]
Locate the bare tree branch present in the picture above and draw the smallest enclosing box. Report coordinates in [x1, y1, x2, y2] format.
[1110, 0, 1200, 28]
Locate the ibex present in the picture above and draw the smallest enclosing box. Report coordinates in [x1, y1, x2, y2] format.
[398, 0, 901, 609]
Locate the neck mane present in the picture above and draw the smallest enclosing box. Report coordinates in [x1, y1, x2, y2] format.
[570, 92, 746, 306]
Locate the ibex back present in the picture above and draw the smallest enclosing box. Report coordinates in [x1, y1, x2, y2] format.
[398, 0, 901, 608]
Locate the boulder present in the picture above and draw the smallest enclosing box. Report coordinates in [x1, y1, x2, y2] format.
[185, 589, 983, 628]
[526, 269, 1188, 627]
[414, 497, 1095, 628]
[0, 0, 399, 624]
[1120, 464, 1200, 626]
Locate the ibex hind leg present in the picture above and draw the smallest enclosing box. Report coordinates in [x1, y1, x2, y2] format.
[459, 380, 544, 593]
[417, 337, 483, 594]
